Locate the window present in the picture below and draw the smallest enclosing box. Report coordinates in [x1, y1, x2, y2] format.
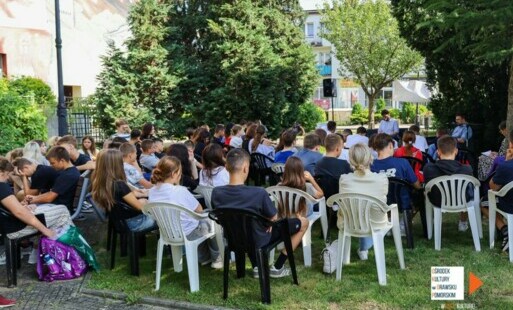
[0, 54, 6, 76]
[319, 22, 325, 35]
[306, 23, 314, 37]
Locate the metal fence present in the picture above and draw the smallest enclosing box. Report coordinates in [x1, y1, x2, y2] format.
[66, 97, 107, 143]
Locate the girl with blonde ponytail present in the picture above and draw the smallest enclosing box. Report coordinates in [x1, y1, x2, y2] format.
[339, 143, 388, 261]
[148, 156, 222, 269]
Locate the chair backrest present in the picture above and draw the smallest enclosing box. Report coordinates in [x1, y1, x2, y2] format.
[490, 180, 513, 198]
[387, 177, 414, 211]
[422, 151, 435, 164]
[110, 201, 142, 232]
[144, 202, 206, 245]
[71, 170, 91, 219]
[251, 153, 274, 170]
[265, 186, 317, 217]
[398, 156, 425, 171]
[271, 163, 285, 175]
[424, 174, 480, 211]
[194, 185, 214, 210]
[326, 193, 391, 235]
[208, 208, 273, 252]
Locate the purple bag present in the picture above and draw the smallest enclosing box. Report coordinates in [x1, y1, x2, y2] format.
[36, 237, 88, 282]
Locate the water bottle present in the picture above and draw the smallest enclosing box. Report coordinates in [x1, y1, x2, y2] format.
[43, 254, 60, 275]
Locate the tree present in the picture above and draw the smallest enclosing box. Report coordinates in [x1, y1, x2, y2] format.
[420, 0, 513, 132]
[167, 0, 318, 137]
[94, 0, 180, 136]
[391, 0, 510, 151]
[321, 0, 423, 128]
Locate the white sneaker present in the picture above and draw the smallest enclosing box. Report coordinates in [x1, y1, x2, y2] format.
[458, 221, 469, 232]
[28, 248, 38, 265]
[270, 265, 291, 278]
[357, 249, 368, 261]
[211, 256, 223, 269]
[252, 267, 259, 278]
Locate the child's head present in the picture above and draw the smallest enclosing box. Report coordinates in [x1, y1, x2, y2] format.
[119, 142, 136, 161]
[280, 129, 297, 148]
[437, 135, 458, 158]
[56, 135, 78, 154]
[46, 146, 71, 171]
[151, 156, 182, 185]
[130, 129, 141, 142]
[314, 129, 327, 147]
[282, 157, 305, 189]
[141, 139, 155, 154]
[373, 133, 394, 155]
[325, 134, 343, 157]
[303, 133, 321, 151]
[409, 125, 420, 134]
[202, 143, 225, 174]
[81, 136, 96, 153]
[115, 119, 130, 133]
[214, 124, 225, 137]
[153, 138, 164, 153]
[231, 125, 243, 137]
[14, 158, 37, 177]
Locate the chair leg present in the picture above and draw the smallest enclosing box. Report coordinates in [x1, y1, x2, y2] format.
[419, 204, 428, 239]
[110, 232, 117, 270]
[426, 203, 433, 240]
[16, 241, 21, 269]
[391, 216, 405, 270]
[171, 245, 183, 272]
[223, 247, 230, 300]
[335, 231, 345, 281]
[120, 233, 128, 257]
[489, 205, 497, 249]
[474, 202, 483, 239]
[235, 251, 246, 279]
[302, 226, 312, 267]
[281, 224, 298, 285]
[467, 207, 481, 252]
[372, 233, 387, 286]
[155, 239, 164, 291]
[106, 220, 113, 250]
[342, 236, 351, 266]
[128, 233, 139, 276]
[184, 244, 200, 292]
[434, 208, 442, 251]
[6, 239, 16, 287]
[507, 216, 513, 263]
[404, 210, 414, 249]
[256, 249, 271, 304]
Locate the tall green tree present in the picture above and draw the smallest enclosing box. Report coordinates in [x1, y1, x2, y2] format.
[167, 0, 319, 136]
[95, 0, 180, 136]
[392, 0, 510, 151]
[321, 0, 423, 128]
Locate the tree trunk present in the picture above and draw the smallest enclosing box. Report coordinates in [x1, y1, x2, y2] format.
[368, 94, 376, 129]
[508, 56, 513, 133]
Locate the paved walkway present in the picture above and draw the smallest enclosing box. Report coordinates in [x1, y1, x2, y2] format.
[0, 212, 167, 310]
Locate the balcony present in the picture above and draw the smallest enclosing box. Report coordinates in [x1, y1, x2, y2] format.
[316, 64, 332, 76]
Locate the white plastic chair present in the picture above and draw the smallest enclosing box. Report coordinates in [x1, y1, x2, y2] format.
[143, 202, 216, 292]
[265, 186, 328, 267]
[326, 193, 405, 285]
[271, 163, 285, 175]
[425, 174, 482, 252]
[488, 181, 513, 262]
[194, 185, 225, 259]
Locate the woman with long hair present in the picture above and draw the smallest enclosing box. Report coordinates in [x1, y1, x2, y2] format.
[23, 141, 49, 166]
[249, 125, 275, 159]
[340, 143, 388, 260]
[148, 156, 221, 268]
[166, 143, 199, 191]
[91, 149, 155, 232]
[79, 136, 98, 160]
[191, 127, 211, 160]
[394, 130, 424, 183]
[242, 123, 258, 152]
[140, 123, 156, 140]
[200, 144, 229, 187]
[279, 157, 323, 218]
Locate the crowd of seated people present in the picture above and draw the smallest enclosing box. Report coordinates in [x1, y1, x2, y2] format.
[4, 113, 513, 291]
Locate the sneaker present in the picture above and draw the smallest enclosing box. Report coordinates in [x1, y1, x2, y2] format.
[357, 249, 368, 261]
[211, 256, 223, 269]
[458, 221, 469, 232]
[502, 236, 509, 252]
[0, 295, 15, 308]
[252, 266, 259, 278]
[28, 248, 38, 265]
[200, 258, 212, 266]
[81, 205, 94, 214]
[270, 265, 291, 278]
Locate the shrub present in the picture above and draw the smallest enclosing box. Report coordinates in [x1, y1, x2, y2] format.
[400, 102, 428, 123]
[375, 98, 386, 112]
[350, 103, 369, 125]
[297, 102, 326, 133]
[9, 76, 56, 106]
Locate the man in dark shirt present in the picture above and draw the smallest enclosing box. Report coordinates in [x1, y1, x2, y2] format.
[57, 135, 95, 171]
[423, 135, 473, 232]
[212, 149, 308, 278]
[24, 146, 80, 212]
[489, 129, 513, 252]
[315, 134, 351, 180]
[14, 158, 59, 196]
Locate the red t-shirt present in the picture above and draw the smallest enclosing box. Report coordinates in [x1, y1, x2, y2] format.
[394, 146, 424, 183]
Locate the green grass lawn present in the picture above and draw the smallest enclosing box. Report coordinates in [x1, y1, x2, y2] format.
[88, 213, 513, 309]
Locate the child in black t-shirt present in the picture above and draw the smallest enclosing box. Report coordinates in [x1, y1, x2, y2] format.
[14, 158, 59, 198]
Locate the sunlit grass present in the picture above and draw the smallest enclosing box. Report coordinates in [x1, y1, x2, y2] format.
[88, 213, 513, 309]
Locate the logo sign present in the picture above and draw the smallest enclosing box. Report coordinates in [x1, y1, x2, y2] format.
[431, 267, 464, 300]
